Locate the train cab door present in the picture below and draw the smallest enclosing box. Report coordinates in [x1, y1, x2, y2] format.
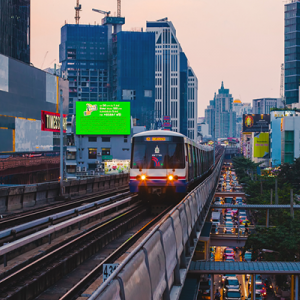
[186, 143, 193, 181]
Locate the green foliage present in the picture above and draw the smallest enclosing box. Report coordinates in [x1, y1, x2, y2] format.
[278, 158, 300, 193]
[244, 217, 300, 262]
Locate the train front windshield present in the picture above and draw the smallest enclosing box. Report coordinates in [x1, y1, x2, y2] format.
[131, 136, 185, 169]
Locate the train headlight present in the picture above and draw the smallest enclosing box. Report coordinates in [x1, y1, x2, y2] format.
[136, 175, 141, 180]
[141, 175, 146, 180]
[168, 175, 174, 181]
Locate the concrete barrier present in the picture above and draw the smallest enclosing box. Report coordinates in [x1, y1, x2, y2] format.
[0, 174, 129, 213]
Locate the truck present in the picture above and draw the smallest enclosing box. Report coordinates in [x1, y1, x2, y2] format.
[211, 211, 221, 226]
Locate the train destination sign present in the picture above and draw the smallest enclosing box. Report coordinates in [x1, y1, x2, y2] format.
[145, 137, 171, 142]
[242, 114, 270, 133]
[41, 111, 67, 133]
[76, 101, 131, 135]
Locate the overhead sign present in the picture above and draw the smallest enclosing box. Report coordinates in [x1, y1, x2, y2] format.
[76, 102, 131, 135]
[41, 111, 67, 133]
[243, 114, 270, 133]
[253, 132, 269, 158]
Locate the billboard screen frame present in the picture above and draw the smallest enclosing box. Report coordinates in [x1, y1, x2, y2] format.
[75, 101, 131, 136]
[243, 114, 270, 133]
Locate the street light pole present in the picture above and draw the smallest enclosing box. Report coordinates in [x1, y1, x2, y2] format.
[60, 89, 64, 196]
[213, 125, 215, 166]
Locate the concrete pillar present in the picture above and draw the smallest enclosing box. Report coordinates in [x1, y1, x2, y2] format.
[237, 209, 240, 238]
[275, 178, 278, 205]
[251, 274, 256, 300]
[295, 275, 299, 300]
[210, 274, 214, 300]
[206, 241, 210, 261]
[292, 275, 295, 300]
[266, 209, 269, 228]
[291, 189, 294, 219]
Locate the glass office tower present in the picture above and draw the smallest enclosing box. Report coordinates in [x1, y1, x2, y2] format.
[284, 0, 300, 105]
[0, 0, 30, 64]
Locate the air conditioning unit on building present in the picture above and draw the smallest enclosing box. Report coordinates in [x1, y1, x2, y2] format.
[82, 167, 87, 172]
[95, 160, 100, 164]
[97, 152, 102, 156]
[90, 170, 95, 175]
[76, 166, 81, 172]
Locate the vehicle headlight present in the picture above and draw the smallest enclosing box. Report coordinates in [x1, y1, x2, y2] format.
[141, 175, 146, 180]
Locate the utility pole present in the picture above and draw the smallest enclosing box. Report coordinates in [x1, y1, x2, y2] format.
[275, 178, 278, 205]
[291, 189, 294, 219]
[60, 89, 64, 196]
[213, 125, 215, 166]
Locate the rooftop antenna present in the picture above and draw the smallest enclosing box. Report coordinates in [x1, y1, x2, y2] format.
[75, 0, 82, 24]
[117, 0, 121, 17]
[92, 8, 110, 17]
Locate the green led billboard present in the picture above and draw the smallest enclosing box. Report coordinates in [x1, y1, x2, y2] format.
[76, 101, 131, 135]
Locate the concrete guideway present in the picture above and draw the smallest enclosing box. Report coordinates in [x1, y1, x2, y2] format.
[89, 153, 225, 300]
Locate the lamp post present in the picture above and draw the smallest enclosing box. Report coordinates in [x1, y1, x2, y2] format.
[60, 89, 64, 196]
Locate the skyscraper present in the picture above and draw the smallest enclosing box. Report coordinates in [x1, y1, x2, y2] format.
[205, 82, 236, 139]
[113, 31, 156, 129]
[284, 0, 300, 105]
[59, 23, 155, 129]
[59, 25, 109, 120]
[146, 19, 198, 140]
[0, 0, 30, 64]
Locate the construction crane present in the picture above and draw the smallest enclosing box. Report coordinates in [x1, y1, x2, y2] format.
[117, 0, 121, 17]
[41, 51, 48, 69]
[75, 0, 82, 24]
[92, 8, 110, 17]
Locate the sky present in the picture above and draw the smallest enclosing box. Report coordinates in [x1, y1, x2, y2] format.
[31, 0, 285, 117]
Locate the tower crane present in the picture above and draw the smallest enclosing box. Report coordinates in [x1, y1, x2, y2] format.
[75, 0, 82, 24]
[92, 8, 110, 17]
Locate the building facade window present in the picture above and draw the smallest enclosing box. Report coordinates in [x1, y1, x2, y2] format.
[102, 137, 110, 142]
[66, 165, 76, 173]
[88, 163, 97, 170]
[102, 148, 110, 155]
[88, 148, 97, 159]
[88, 136, 97, 142]
[66, 151, 76, 160]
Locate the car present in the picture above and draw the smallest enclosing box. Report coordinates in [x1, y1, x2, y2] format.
[241, 219, 251, 226]
[224, 197, 234, 204]
[248, 292, 263, 300]
[244, 251, 252, 262]
[222, 274, 232, 283]
[255, 283, 267, 297]
[211, 224, 219, 234]
[224, 247, 235, 256]
[225, 216, 232, 222]
[198, 280, 211, 300]
[224, 288, 241, 300]
[223, 276, 240, 290]
[225, 257, 235, 262]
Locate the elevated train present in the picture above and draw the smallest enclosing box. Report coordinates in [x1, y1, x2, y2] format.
[129, 130, 217, 197]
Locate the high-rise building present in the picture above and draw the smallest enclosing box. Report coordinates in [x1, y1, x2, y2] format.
[284, 0, 300, 105]
[233, 100, 252, 136]
[205, 104, 215, 136]
[0, 0, 30, 64]
[146, 19, 198, 140]
[252, 98, 283, 114]
[113, 31, 156, 129]
[60, 24, 155, 129]
[60, 25, 109, 120]
[205, 82, 236, 139]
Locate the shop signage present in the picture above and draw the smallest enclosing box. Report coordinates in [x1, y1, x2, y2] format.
[41, 111, 67, 133]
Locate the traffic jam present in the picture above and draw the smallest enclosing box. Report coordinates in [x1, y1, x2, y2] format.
[197, 163, 274, 300]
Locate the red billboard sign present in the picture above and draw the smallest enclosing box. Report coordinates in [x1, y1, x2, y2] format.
[41, 111, 67, 133]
